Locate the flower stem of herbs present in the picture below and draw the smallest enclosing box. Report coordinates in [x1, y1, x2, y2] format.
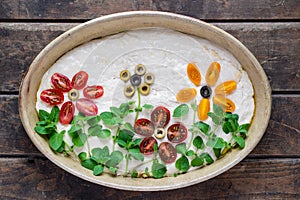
[124, 154, 130, 176]
[112, 126, 120, 151]
[187, 105, 197, 150]
[134, 89, 141, 123]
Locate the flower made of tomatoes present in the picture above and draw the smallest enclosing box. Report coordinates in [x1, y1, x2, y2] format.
[119, 64, 155, 97]
[176, 62, 237, 121]
[134, 106, 188, 164]
[40, 71, 104, 124]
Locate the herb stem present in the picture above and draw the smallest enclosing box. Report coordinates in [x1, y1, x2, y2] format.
[132, 159, 154, 171]
[134, 89, 141, 123]
[112, 126, 121, 151]
[187, 104, 197, 150]
[124, 154, 129, 176]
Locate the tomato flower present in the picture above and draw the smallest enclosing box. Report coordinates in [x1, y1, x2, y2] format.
[134, 106, 188, 164]
[40, 71, 104, 124]
[176, 62, 237, 121]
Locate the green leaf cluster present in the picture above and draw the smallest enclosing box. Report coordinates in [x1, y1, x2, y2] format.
[79, 146, 124, 175]
[173, 104, 189, 117]
[34, 106, 65, 152]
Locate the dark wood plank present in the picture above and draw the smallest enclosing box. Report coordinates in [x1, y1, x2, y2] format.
[0, 157, 299, 199]
[1, 95, 299, 157]
[1, 0, 299, 21]
[0, 22, 299, 92]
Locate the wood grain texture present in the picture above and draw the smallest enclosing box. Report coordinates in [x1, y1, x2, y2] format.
[0, 0, 299, 21]
[0, 157, 299, 199]
[1, 95, 299, 156]
[0, 22, 299, 92]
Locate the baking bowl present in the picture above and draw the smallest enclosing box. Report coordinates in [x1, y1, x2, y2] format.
[19, 11, 271, 191]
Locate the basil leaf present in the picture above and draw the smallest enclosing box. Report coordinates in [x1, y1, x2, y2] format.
[93, 165, 104, 176]
[124, 122, 134, 132]
[173, 104, 189, 117]
[193, 136, 204, 150]
[38, 109, 50, 121]
[175, 143, 187, 155]
[233, 135, 245, 148]
[175, 156, 190, 172]
[191, 156, 204, 167]
[129, 148, 144, 161]
[152, 161, 167, 179]
[143, 104, 154, 110]
[34, 126, 49, 135]
[87, 116, 101, 126]
[213, 104, 224, 117]
[118, 129, 134, 143]
[78, 152, 87, 162]
[49, 131, 64, 151]
[193, 121, 210, 135]
[106, 150, 124, 167]
[88, 125, 102, 136]
[72, 133, 87, 147]
[49, 106, 60, 123]
[91, 147, 110, 163]
[81, 158, 97, 170]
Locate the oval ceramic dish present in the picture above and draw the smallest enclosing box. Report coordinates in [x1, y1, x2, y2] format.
[19, 11, 271, 191]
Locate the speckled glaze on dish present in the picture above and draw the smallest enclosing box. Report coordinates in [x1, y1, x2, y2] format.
[19, 11, 271, 191]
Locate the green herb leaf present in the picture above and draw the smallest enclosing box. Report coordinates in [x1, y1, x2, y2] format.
[213, 104, 224, 117]
[233, 135, 245, 148]
[143, 104, 154, 110]
[106, 150, 124, 167]
[88, 125, 102, 136]
[87, 115, 101, 126]
[129, 148, 144, 161]
[190, 102, 198, 112]
[38, 109, 50, 121]
[175, 156, 190, 172]
[191, 156, 204, 167]
[49, 131, 64, 151]
[208, 112, 223, 125]
[34, 126, 49, 135]
[213, 148, 221, 158]
[238, 123, 250, 134]
[152, 161, 167, 179]
[78, 152, 87, 161]
[109, 167, 117, 174]
[193, 121, 211, 135]
[118, 129, 134, 143]
[131, 169, 138, 178]
[173, 104, 189, 117]
[110, 107, 123, 117]
[49, 106, 60, 123]
[100, 112, 121, 125]
[93, 164, 104, 176]
[213, 137, 226, 149]
[193, 136, 204, 150]
[186, 150, 195, 156]
[175, 143, 187, 155]
[81, 158, 97, 170]
[68, 124, 83, 137]
[91, 147, 110, 164]
[72, 133, 87, 147]
[124, 122, 134, 132]
[200, 153, 214, 165]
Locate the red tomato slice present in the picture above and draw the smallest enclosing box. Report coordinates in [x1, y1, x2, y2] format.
[59, 101, 75, 124]
[40, 89, 64, 105]
[71, 71, 88, 90]
[167, 123, 188, 143]
[76, 98, 98, 116]
[134, 118, 155, 137]
[51, 73, 72, 92]
[151, 106, 170, 128]
[139, 137, 158, 155]
[83, 85, 104, 99]
[158, 142, 177, 164]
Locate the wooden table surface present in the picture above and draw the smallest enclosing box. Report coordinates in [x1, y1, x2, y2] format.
[1, 1, 300, 199]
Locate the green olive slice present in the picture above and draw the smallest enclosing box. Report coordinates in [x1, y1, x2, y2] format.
[144, 73, 154, 85]
[135, 64, 147, 75]
[120, 70, 131, 82]
[139, 83, 150, 95]
[124, 85, 135, 97]
[154, 128, 166, 139]
[68, 88, 80, 101]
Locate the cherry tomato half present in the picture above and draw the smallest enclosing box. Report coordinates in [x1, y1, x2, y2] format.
[167, 123, 188, 143]
[76, 98, 98, 116]
[51, 73, 72, 92]
[134, 118, 155, 137]
[83, 85, 104, 99]
[59, 101, 75, 124]
[71, 71, 88, 90]
[158, 142, 177, 164]
[139, 137, 158, 155]
[151, 106, 170, 128]
[40, 89, 64, 105]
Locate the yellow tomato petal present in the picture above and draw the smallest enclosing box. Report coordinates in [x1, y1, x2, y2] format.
[213, 94, 236, 112]
[198, 98, 210, 121]
[215, 80, 237, 95]
[176, 88, 197, 103]
[187, 63, 201, 86]
[205, 62, 220, 86]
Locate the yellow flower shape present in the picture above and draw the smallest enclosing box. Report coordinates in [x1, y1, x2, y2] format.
[176, 62, 237, 121]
